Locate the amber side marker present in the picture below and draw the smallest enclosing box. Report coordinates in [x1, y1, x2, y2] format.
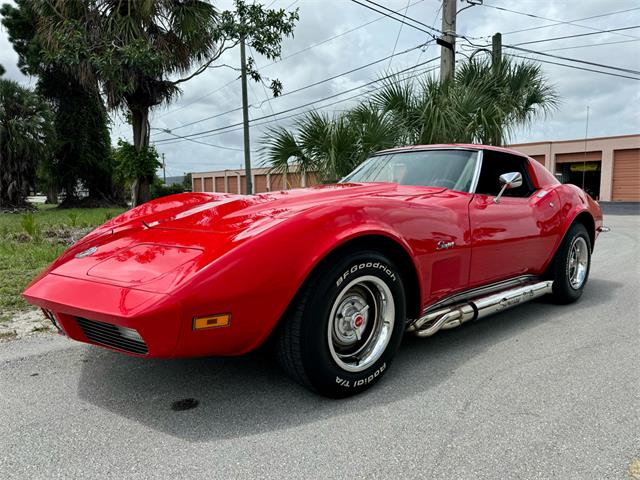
[193, 313, 231, 330]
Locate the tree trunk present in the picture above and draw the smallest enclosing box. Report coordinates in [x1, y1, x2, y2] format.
[131, 107, 152, 207]
[46, 186, 58, 204]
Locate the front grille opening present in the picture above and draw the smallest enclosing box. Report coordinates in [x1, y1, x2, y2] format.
[75, 317, 148, 355]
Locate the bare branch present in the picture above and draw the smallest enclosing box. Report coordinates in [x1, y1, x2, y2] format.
[172, 40, 240, 85]
[207, 63, 240, 71]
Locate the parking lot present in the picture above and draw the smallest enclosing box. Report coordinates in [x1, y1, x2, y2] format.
[1, 214, 638, 479]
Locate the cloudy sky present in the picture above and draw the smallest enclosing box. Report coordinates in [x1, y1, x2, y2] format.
[1, 0, 639, 177]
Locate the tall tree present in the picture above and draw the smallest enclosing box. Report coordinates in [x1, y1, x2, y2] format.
[36, 0, 298, 206]
[263, 108, 398, 183]
[1, 0, 115, 205]
[263, 57, 558, 182]
[0, 79, 54, 208]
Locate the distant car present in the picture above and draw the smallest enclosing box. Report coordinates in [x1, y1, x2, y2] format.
[24, 144, 604, 397]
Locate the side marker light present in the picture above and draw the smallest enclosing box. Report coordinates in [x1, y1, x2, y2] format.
[193, 313, 231, 330]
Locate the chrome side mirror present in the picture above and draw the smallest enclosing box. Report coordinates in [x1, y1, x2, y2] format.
[494, 172, 523, 203]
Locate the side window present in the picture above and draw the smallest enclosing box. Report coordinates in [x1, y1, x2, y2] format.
[475, 151, 535, 198]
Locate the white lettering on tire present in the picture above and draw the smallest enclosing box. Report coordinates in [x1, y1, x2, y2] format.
[335, 363, 387, 388]
[336, 262, 397, 287]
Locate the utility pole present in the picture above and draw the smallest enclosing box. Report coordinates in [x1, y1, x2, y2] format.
[439, 0, 457, 82]
[492, 32, 502, 74]
[161, 153, 166, 183]
[239, 36, 253, 195]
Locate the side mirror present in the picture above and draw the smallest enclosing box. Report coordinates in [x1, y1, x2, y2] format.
[494, 172, 523, 204]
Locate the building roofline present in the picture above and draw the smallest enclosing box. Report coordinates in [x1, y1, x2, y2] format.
[191, 165, 300, 176]
[508, 133, 640, 147]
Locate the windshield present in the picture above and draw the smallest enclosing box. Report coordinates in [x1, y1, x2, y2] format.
[341, 149, 479, 192]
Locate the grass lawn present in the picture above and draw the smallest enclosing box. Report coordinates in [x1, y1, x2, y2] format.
[0, 205, 125, 319]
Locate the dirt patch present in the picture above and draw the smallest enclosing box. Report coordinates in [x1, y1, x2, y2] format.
[0, 309, 57, 341]
[41, 227, 93, 245]
[4, 226, 92, 245]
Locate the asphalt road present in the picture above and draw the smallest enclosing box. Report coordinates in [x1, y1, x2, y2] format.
[1, 215, 638, 479]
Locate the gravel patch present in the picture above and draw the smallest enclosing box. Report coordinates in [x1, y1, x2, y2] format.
[0, 309, 56, 341]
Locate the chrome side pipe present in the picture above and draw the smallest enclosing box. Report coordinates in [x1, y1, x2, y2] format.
[407, 280, 553, 338]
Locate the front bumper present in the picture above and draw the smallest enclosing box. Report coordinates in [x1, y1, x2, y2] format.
[24, 274, 182, 357]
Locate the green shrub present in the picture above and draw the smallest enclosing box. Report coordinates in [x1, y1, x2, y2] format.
[150, 180, 185, 199]
[21, 213, 39, 239]
[66, 212, 79, 227]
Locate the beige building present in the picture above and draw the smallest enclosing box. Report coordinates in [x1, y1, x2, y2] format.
[192, 134, 640, 202]
[191, 166, 321, 194]
[509, 134, 640, 202]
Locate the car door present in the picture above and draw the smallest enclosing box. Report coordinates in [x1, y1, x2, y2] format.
[468, 153, 563, 287]
[408, 188, 474, 306]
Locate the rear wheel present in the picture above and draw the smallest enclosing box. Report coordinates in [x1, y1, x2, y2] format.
[277, 251, 406, 397]
[549, 223, 591, 304]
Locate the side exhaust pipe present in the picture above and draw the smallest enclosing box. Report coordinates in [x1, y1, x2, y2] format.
[408, 280, 553, 338]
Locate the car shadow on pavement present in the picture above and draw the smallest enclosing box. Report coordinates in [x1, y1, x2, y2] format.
[76, 277, 621, 442]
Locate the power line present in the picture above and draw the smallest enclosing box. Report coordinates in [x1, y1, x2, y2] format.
[513, 25, 640, 46]
[155, 56, 441, 144]
[357, 0, 484, 40]
[156, 129, 255, 152]
[154, 0, 302, 123]
[248, 44, 277, 118]
[388, 0, 412, 69]
[154, 0, 427, 126]
[349, 0, 438, 39]
[158, 63, 442, 146]
[504, 45, 640, 76]
[159, 41, 431, 134]
[505, 53, 640, 81]
[502, 6, 640, 37]
[482, 3, 640, 40]
[543, 38, 640, 53]
[413, 2, 443, 69]
[257, 0, 426, 70]
[154, 78, 237, 120]
[155, 58, 439, 144]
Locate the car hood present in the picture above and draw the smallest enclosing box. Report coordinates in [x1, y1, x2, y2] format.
[34, 183, 445, 293]
[143, 183, 420, 233]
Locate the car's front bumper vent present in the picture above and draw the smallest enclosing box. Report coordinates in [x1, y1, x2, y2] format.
[75, 317, 148, 355]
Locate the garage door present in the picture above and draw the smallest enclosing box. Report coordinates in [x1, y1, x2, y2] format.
[555, 151, 601, 163]
[270, 173, 284, 191]
[215, 177, 225, 192]
[531, 155, 545, 165]
[612, 148, 640, 201]
[227, 176, 238, 194]
[255, 174, 268, 193]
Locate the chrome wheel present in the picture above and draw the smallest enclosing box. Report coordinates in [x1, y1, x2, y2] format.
[327, 275, 395, 373]
[567, 237, 589, 289]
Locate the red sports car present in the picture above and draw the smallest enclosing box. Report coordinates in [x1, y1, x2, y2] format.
[24, 144, 604, 397]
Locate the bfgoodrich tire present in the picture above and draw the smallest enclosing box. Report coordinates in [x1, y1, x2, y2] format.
[549, 222, 591, 304]
[277, 250, 406, 398]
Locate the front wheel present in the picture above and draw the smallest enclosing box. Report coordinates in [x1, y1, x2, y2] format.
[277, 250, 406, 397]
[549, 222, 591, 304]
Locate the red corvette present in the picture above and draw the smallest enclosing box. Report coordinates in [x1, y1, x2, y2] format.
[24, 144, 604, 397]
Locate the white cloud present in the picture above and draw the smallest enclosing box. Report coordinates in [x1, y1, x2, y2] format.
[1, 0, 639, 176]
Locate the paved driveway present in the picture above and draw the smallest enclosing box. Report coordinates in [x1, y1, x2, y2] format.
[1, 215, 638, 479]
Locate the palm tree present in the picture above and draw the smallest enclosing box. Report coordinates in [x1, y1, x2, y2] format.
[34, 0, 220, 205]
[35, 1, 298, 205]
[0, 79, 54, 208]
[262, 108, 398, 183]
[262, 57, 557, 181]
